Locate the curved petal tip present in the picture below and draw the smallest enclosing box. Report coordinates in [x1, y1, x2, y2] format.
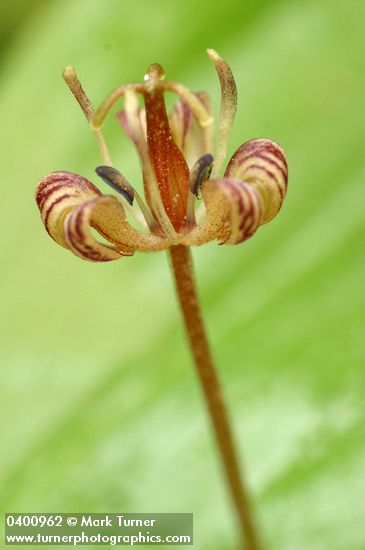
[35, 172, 129, 262]
[225, 138, 288, 223]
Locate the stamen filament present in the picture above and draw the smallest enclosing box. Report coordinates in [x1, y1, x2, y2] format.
[186, 192, 197, 227]
[62, 67, 148, 228]
[62, 66, 113, 166]
[165, 81, 214, 127]
[92, 83, 144, 129]
[133, 190, 161, 232]
[95, 132, 112, 166]
[207, 49, 237, 178]
[62, 66, 94, 121]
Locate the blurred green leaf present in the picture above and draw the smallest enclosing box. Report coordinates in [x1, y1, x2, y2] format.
[0, 0, 364, 548]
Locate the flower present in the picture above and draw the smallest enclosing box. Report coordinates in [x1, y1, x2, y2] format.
[35, 50, 288, 262]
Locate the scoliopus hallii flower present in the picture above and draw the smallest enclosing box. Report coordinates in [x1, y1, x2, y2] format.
[35, 49, 288, 262]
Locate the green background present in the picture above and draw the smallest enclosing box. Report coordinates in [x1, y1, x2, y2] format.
[1, 0, 364, 548]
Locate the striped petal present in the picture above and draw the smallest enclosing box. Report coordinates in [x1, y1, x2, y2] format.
[183, 178, 264, 246]
[36, 171, 102, 248]
[36, 172, 168, 262]
[225, 138, 288, 224]
[63, 196, 130, 261]
[169, 92, 214, 168]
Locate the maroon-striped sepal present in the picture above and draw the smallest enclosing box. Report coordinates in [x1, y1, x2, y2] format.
[202, 178, 264, 244]
[35, 172, 133, 262]
[225, 138, 288, 224]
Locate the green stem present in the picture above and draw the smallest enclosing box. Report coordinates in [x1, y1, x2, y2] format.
[169, 245, 262, 550]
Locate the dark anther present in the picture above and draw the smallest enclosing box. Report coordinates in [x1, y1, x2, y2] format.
[95, 166, 135, 205]
[189, 154, 214, 199]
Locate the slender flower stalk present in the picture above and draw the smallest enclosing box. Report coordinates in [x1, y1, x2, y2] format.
[35, 50, 288, 549]
[169, 245, 260, 550]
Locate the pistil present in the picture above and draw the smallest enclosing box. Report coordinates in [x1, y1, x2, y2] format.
[143, 66, 190, 231]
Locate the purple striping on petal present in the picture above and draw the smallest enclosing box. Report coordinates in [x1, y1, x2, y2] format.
[65, 217, 109, 261]
[81, 243, 113, 261]
[228, 182, 257, 242]
[74, 206, 86, 241]
[229, 182, 244, 215]
[44, 193, 72, 227]
[257, 188, 264, 220]
[36, 174, 73, 197]
[231, 162, 285, 200]
[238, 218, 254, 235]
[68, 235, 104, 261]
[245, 164, 284, 198]
[215, 179, 264, 244]
[37, 183, 65, 209]
[245, 140, 288, 169]
[237, 182, 255, 213]
[241, 185, 256, 222]
[239, 216, 251, 232]
[37, 174, 101, 205]
[36, 180, 76, 207]
[236, 184, 262, 239]
[71, 202, 118, 261]
[238, 216, 249, 233]
[232, 151, 288, 182]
